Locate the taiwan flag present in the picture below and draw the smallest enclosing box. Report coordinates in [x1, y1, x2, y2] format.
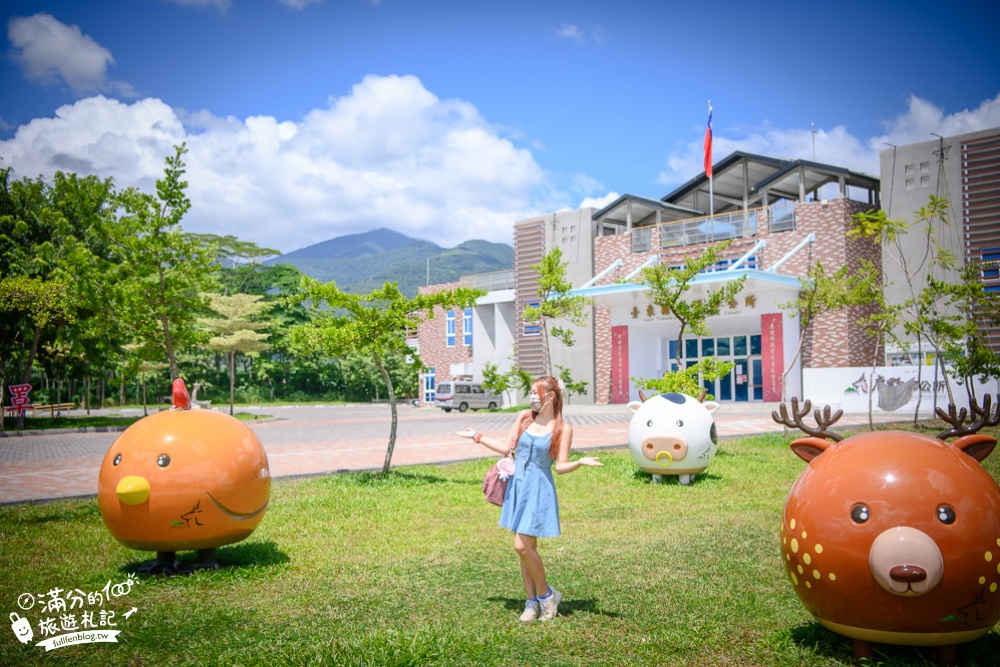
[703, 106, 713, 178]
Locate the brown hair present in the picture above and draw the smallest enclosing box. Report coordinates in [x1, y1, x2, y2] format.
[514, 375, 564, 459]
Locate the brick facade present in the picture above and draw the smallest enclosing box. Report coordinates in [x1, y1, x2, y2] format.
[588, 198, 883, 400]
[416, 282, 473, 396]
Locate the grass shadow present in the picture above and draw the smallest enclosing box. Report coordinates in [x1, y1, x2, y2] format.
[330, 469, 473, 487]
[630, 469, 722, 485]
[22, 502, 101, 524]
[120, 539, 289, 576]
[486, 596, 621, 618]
[788, 620, 1000, 666]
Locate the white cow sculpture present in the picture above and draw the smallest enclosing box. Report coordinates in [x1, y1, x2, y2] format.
[627, 391, 720, 485]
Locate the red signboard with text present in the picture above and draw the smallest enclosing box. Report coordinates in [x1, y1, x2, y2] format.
[760, 314, 784, 402]
[611, 326, 630, 404]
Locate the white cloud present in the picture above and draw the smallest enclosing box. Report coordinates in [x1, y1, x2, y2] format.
[0, 75, 551, 253]
[163, 0, 232, 12]
[553, 23, 605, 45]
[657, 91, 1000, 186]
[277, 0, 323, 8]
[555, 23, 585, 44]
[579, 192, 620, 211]
[7, 13, 133, 97]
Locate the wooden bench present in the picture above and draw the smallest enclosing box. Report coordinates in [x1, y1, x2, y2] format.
[5, 403, 77, 417]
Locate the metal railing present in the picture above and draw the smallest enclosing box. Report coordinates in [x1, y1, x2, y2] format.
[658, 208, 760, 249]
[460, 270, 515, 291]
[769, 201, 796, 233]
[631, 227, 652, 253]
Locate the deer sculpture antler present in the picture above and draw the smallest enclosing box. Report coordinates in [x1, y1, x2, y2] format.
[936, 394, 1000, 440]
[772, 397, 845, 442]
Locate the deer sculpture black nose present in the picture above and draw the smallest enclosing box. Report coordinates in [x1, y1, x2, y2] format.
[889, 565, 927, 584]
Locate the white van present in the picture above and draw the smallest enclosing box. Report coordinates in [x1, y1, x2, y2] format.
[434, 381, 501, 412]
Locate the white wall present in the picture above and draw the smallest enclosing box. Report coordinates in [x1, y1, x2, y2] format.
[803, 366, 997, 416]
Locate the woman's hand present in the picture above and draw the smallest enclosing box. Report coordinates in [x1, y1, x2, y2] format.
[455, 428, 477, 439]
[578, 457, 603, 467]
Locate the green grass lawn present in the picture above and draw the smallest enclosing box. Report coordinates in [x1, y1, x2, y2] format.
[2, 426, 999, 666]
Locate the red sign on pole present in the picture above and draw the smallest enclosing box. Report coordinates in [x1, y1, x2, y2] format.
[8, 383, 33, 416]
[611, 326, 630, 404]
[760, 314, 784, 402]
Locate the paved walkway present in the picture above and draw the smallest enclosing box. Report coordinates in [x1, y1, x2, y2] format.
[0, 402, 908, 505]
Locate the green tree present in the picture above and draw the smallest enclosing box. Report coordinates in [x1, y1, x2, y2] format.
[555, 364, 588, 403]
[191, 233, 281, 296]
[521, 247, 592, 376]
[633, 357, 735, 401]
[120, 342, 168, 416]
[0, 167, 117, 429]
[777, 261, 876, 405]
[202, 293, 272, 415]
[640, 240, 746, 373]
[101, 144, 214, 379]
[289, 277, 483, 475]
[850, 195, 960, 406]
[480, 361, 513, 407]
[934, 261, 1000, 401]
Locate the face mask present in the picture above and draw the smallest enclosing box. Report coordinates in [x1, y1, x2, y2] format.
[529, 392, 546, 412]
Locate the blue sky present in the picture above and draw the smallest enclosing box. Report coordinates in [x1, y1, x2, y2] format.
[2, 0, 999, 254]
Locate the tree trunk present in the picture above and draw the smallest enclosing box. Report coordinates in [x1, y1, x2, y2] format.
[913, 335, 924, 428]
[16, 325, 43, 430]
[156, 263, 180, 380]
[160, 312, 179, 380]
[141, 374, 148, 417]
[85, 377, 91, 416]
[229, 350, 236, 416]
[375, 352, 398, 476]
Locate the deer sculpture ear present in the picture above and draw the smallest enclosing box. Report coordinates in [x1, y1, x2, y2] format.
[950, 434, 997, 463]
[790, 437, 834, 463]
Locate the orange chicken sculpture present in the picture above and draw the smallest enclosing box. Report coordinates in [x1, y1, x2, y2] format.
[774, 396, 1000, 665]
[98, 379, 270, 574]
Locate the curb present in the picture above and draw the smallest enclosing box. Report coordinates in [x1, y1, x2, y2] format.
[0, 416, 281, 439]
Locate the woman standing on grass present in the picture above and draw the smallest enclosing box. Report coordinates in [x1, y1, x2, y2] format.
[458, 375, 602, 622]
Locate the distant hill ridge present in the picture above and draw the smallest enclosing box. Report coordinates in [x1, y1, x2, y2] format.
[265, 227, 513, 297]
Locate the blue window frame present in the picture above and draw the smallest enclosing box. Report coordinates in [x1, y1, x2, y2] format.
[463, 308, 473, 346]
[984, 247, 1000, 279]
[424, 368, 436, 402]
[524, 301, 541, 335]
[446, 311, 456, 347]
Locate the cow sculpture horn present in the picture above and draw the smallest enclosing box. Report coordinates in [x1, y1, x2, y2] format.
[936, 394, 1000, 440]
[771, 397, 844, 442]
[638, 389, 649, 403]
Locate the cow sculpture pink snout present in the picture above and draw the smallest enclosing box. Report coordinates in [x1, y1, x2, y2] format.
[627, 391, 720, 485]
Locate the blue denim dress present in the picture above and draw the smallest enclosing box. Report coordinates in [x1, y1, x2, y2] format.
[498, 431, 560, 538]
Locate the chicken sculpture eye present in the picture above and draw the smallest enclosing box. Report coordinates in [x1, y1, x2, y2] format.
[113, 454, 122, 466]
[936, 505, 956, 524]
[850, 504, 870, 523]
[157, 454, 171, 468]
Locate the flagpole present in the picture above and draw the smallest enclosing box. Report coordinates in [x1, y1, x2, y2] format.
[707, 100, 714, 219]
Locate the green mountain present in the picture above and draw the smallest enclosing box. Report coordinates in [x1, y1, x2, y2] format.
[265, 228, 513, 297]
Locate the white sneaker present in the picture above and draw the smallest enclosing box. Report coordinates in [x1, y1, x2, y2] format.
[519, 599, 539, 622]
[538, 587, 562, 621]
